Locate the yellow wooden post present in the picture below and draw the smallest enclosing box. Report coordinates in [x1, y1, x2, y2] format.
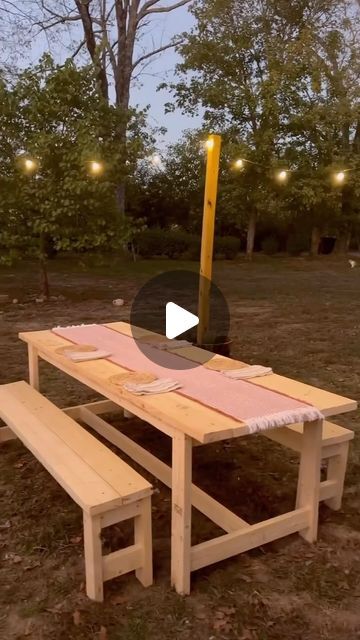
[197, 134, 222, 346]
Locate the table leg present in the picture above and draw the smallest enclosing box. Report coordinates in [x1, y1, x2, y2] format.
[28, 344, 39, 390]
[171, 432, 192, 595]
[296, 419, 322, 542]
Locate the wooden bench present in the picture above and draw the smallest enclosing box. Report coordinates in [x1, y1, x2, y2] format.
[0, 381, 153, 601]
[264, 420, 354, 510]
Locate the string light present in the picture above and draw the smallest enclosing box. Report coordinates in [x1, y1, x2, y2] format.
[234, 159, 244, 169]
[205, 138, 214, 151]
[334, 171, 346, 184]
[151, 154, 162, 167]
[277, 170, 288, 182]
[89, 161, 103, 176]
[23, 158, 38, 174]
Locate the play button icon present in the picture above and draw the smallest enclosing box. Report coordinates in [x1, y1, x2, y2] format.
[130, 269, 230, 370]
[166, 302, 199, 339]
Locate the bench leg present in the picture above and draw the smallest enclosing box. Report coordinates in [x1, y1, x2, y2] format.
[324, 442, 349, 511]
[296, 419, 322, 543]
[83, 513, 104, 602]
[28, 344, 39, 390]
[134, 496, 153, 587]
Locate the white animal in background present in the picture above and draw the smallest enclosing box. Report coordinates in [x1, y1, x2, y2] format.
[349, 260, 357, 269]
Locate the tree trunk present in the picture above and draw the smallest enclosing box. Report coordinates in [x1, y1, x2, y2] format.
[39, 258, 50, 299]
[334, 231, 351, 254]
[246, 211, 257, 260]
[310, 226, 321, 256]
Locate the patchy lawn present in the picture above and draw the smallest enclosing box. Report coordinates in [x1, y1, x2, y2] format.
[0, 255, 359, 640]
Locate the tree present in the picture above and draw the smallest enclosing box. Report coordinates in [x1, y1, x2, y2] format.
[0, 55, 148, 296]
[169, 0, 360, 256]
[0, 0, 192, 217]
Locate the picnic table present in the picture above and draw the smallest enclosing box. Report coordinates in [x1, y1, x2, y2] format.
[19, 321, 357, 595]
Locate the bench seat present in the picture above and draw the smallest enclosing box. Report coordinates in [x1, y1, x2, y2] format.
[264, 420, 354, 510]
[0, 381, 153, 600]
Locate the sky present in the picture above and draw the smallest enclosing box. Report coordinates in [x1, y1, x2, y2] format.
[23, 1, 200, 148]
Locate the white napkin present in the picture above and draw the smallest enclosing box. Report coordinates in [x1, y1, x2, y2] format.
[223, 365, 273, 379]
[64, 349, 111, 362]
[123, 378, 182, 395]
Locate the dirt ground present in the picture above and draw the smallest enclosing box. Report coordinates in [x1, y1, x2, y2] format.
[0, 255, 359, 640]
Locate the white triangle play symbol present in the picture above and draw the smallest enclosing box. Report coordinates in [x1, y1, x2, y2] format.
[166, 302, 199, 340]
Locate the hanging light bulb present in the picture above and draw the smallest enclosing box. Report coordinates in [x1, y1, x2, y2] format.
[89, 160, 104, 176]
[234, 159, 244, 170]
[151, 154, 162, 167]
[277, 170, 288, 182]
[23, 157, 38, 174]
[205, 137, 214, 151]
[334, 171, 346, 184]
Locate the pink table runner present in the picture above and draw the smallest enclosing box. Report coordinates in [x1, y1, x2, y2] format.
[53, 324, 323, 434]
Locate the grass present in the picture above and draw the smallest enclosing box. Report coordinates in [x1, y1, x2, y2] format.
[0, 254, 359, 639]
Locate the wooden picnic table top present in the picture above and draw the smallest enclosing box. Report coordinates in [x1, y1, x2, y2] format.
[19, 322, 357, 444]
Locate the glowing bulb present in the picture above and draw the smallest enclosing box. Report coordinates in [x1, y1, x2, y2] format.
[23, 158, 37, 173]
[89, 161, 103, 175]
[277, 170, 288, 182]
[152, 154, 161, 167]
[234, 159, 244, 169]
[205, 138, 214, 151]
[335, 171, 345, 184]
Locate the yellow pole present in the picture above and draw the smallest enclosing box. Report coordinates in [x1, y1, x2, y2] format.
[197, 134, 222, 345]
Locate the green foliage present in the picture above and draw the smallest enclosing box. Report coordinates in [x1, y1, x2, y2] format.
[163, 0, 360, 253]
[215, 235, 241, 259]
[135, 228, 197, 259]
[0, 55, 149, 291]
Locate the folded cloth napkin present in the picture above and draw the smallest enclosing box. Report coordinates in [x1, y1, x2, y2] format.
[64, 349, 111, 362]
[223, 365, 273, 380]
[122, 378, 182, 395]
[152, 340, 191, 351]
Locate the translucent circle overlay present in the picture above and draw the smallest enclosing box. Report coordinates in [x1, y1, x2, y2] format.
[130, 269, 230, 370]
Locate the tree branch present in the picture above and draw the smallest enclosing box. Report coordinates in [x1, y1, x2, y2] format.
[132, 39, 182, 69]
[138, 0, 191, 21]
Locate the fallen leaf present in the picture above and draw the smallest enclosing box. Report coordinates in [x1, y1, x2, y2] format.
[5, 552, 22, 564]
[99, 626, 107, 640]
[73, 610, 81, 626]
[218, 606, 236, 615]
[0, 520, 11, 530]
[70, 536, 82, 544]
[24, 561, 41, 571]
[24, 620, 32, 636]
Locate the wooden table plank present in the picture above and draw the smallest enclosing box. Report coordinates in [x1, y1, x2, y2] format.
[18, 330, 250, 444]
[106, 322, 357, 417]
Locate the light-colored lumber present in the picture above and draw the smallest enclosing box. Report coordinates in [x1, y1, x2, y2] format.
[80, 406, 249, 533]
[105, 322, 358, 418]
[83, 513, 103, 601]
[100, 502, 142, 529]
[296, 420, 322, 542]
[28, 344, 39, 390]
[324, 442, 350, 510]
[191, 507, 309, 572]
[135, 496, 153, 587]
[171, 432, 192, 595]
[319, 479, 338, 502]
[102, 545, 142, 582]
[0, 426, 17, 442]
[0, 382, 151, 507]
[265, 420, 354, 452]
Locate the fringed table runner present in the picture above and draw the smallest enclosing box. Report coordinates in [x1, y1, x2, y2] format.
[53, 324, 323, 434]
